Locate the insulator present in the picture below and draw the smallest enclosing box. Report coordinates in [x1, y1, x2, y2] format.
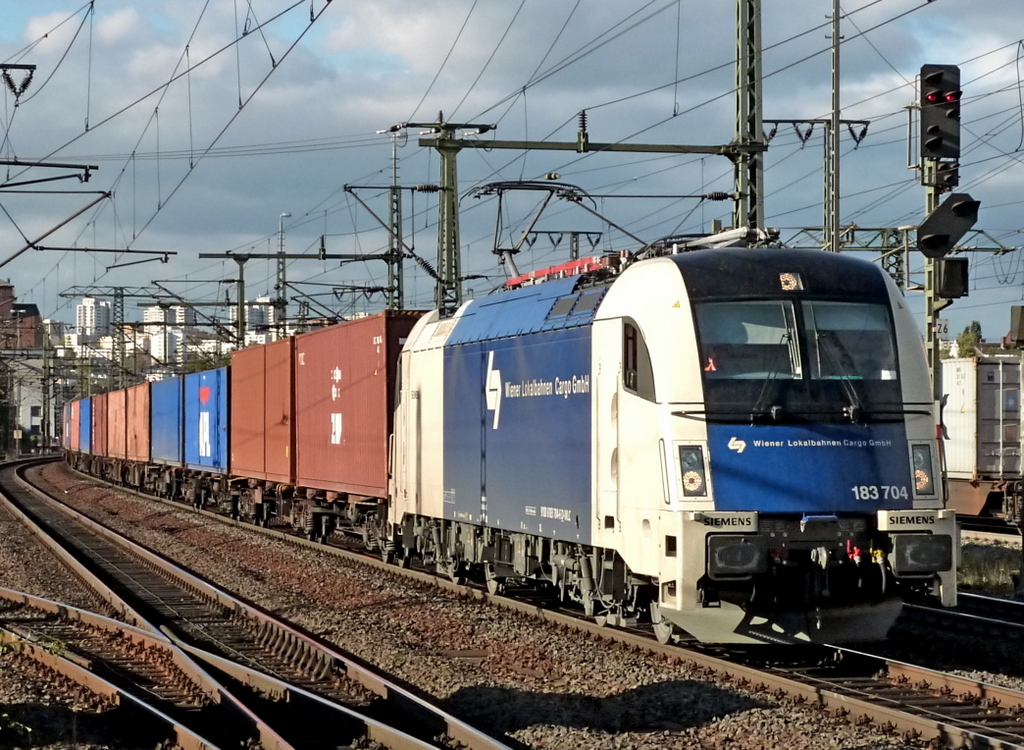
[704, 192, 731, 201]
[414, 184, 440, 192]
[578, 110, 587, 133]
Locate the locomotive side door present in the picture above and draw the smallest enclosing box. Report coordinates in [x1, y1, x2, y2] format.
[592, 318, 621, 541]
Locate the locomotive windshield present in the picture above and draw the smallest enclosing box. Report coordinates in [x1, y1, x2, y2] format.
[802, 301, 897, 382]
[695, 299, 900, 422]
[696, 301, 801, 381]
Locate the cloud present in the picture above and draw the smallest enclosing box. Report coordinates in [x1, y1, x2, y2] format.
[94, 6, 148, 46]
[0, 0, 1020, 337]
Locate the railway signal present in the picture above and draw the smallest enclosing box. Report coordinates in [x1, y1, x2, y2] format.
[936, 256, 968, 299]
[920, 64, 961, 160]
[935, 161, 959, 191]
[917, 193, 980, 258]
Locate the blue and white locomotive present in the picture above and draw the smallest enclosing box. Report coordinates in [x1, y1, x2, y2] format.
[390, 244, 956, 644]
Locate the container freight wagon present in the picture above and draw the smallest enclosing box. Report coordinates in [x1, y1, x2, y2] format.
[126, 382, 151, 464]
[91, 393, 108, 459]
[79, 398, 92, 454]
[276, 311, 419, 543]
[231, 338, 294, 483]
[185, 368, 229, 473]
[294, 311, 418, 499]
[68, 401, 79, 452]
[62, 403, 70, 450]
[942, 354, 1024, 519]
[107, 389, 128, 460]
[151, 378, 185, 466]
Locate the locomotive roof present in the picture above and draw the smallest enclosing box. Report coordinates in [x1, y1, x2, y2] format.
[669, 247, 890, 301]
[447, 247, 889, 345]
[448, 275, 608, 344]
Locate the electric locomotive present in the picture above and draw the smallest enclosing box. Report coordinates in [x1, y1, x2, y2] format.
[390, 244, 956, 644]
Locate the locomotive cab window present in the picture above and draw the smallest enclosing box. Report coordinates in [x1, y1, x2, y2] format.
[803, 302, 896, 382]
[695, 301, 801, 381]
[623, 320, 655, 400]
[694, 296, 902, 422]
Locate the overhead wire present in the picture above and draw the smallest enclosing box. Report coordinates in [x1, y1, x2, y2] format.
[449, 1, 526, 121]
[18, 2, 1024, 325]
[407, 0, 479, 121]
[11, 2, 328, 316]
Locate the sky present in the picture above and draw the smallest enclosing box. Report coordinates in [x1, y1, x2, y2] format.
[1, 0, 1023, 343]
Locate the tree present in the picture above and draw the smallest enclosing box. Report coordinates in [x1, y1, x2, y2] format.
[955, 320, 982, 358]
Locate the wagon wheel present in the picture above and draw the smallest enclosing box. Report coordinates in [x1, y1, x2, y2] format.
[582, 593, 597, 618]
[483, 564, 504, 596]
[444, 559, 468, 586]
[650, 602, 675, 645]
[361, 525, 379, 551]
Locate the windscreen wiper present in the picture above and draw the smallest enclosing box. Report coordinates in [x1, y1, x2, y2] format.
[816, 331, 862, 422]
[749, 332, 791, 423]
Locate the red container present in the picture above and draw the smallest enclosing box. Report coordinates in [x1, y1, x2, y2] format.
[69, 401, 81, 452]
[107, 389, 127, 460]
[92, 392, 109, 458]
[230, 338, 295, 483]
[126, 382, 151, 462]
[294, 311, 420, 498]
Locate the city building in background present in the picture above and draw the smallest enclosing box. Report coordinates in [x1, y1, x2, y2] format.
[75, 297, 111, 340]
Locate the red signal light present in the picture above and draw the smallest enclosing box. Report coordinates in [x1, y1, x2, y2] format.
[920, 64, 961, 160]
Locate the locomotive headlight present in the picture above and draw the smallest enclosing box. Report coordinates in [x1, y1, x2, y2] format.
[707, 535, 769, 580]
[890, 533, 953, 576]
[679, 446, 707, 497]
[910, 444, 935, 495]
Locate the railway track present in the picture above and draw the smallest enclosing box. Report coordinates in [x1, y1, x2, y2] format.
[959, 515, 1022, 547]
[29, 458, 1024, 748]
[901, 592, 1024, 643]
[0, 458, 513, 750]
[958, 591, 1024, 620]
[1, 587, 272, 750]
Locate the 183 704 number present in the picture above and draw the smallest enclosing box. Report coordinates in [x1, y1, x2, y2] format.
[851, 485, 908, 501]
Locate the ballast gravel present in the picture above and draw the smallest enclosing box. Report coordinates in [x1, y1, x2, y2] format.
[3, 460, 942, 749]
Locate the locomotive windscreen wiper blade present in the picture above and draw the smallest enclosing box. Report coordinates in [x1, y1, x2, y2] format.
[749, 332, 792, 422]
[816, 331, 862, 422]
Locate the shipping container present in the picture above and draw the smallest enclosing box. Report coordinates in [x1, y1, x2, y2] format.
[126, 382, 151, 462]
[151, 378, 184, 466]
[942, 354, 1022, 514]
[185, 368, 229, 472]
[92, 392, 109, 458]
[231, 345, 264, 479]
[68, 401, 79, 452]
[231, 338, 294, 483]
[79, 398, 92, 454]
[107, 389, 128, 460]
[943, 355, 1021, 479]
[294, 311, 420, 497]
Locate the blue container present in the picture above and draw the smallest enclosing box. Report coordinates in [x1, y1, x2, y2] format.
[79, 398, 92, 454]
[185, 368, 229, 472]
[151, 378, 184, 466]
